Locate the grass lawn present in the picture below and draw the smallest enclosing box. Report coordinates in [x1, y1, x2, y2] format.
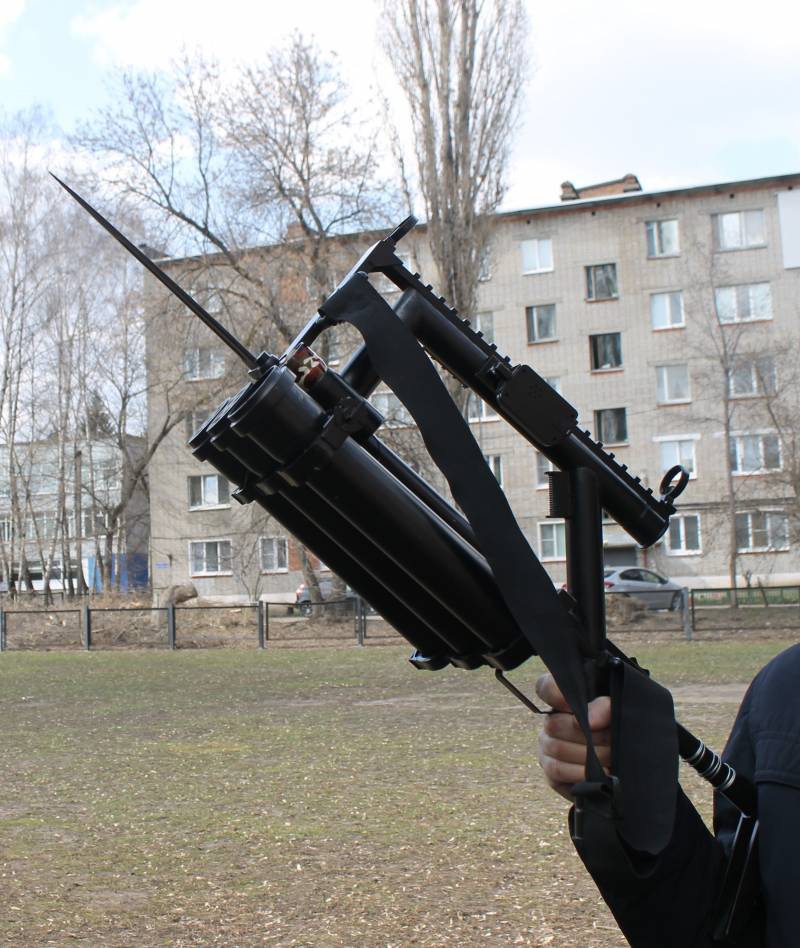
[0, 638, 792, 946]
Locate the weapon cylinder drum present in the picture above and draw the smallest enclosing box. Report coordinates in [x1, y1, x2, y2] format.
[191, 413, 457, 663]
[227, 367, 527, 660]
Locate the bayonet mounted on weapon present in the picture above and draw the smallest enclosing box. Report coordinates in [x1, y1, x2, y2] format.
[50, 174, 272, 378]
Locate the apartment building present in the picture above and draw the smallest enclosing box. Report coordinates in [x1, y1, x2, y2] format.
[146, 172, 800, 601]
[0, 439, 149, 592]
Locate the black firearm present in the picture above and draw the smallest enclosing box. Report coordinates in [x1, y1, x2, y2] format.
[55, 178, 758, 939]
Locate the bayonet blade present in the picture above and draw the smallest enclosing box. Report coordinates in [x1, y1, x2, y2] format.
[51, 173, 259, 372]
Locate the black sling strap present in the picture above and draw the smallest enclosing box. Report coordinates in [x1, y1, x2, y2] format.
[322, 274, 606, 785]
[321, 273, 680, 864]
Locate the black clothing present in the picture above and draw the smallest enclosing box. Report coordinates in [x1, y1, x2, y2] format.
[576, 644, 800, 947]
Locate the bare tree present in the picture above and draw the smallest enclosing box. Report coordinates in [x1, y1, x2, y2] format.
[75, 37, 399, 606]
[382, 0, 529, 394]
[686, 240, 793, 590]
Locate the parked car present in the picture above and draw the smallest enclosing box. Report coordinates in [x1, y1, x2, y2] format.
[294, 579, 356, 616]
[603, 567, 684, 611]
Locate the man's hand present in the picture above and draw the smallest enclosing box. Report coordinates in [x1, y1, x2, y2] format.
[535, 673, 613, 801]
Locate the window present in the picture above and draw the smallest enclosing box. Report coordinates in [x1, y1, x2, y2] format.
[729, 433, 781, 474]
[651, 291, 685, 330]
[590, 332, 622, 371]
[713, 210, 766, 251]
[188, 474, 230, 509]
[478, 246, 492, 282]
[536, 452, 554, 488]
[525, 304, 556, 343]
[28, 511, 58, 540]
[371, 391, 413, 427]
[81, 510, 108, 538]
[586, 264, 618, 301]
[656, 364, 691, 403]
[185, 408, 211, 440]
[96, 459, 120, 492]
[667, 514, 701, 554]
[520, 238, 553, 274]
[715, 283, 772, 323]
[183, 347, 225, 380]
[539, 521, 566, 560]
[0, 517, 11, 541]
[202, 272, 226, 317]
[646, 219, 680, 257]
[260, 536, 288, 573]
[190, 539, 232, 575]
[735, 510, 789, 552]
[728, 357, 777, 397]
[483, 454, 504, 488]
[473, 311, 494, 344]
[594, 408, 627, 444]
[658, 438, 697, 477]
[466, 392, 499, 422]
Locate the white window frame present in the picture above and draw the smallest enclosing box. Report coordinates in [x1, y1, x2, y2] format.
[589, 332, 623, 371]
[654, 434, 699, 479]
[473, 311, 494, 344]
[728, 357, 777, 398]
[483, 454, 504, 488]
[656, 364, 691, 404]
[539, 520, 566, 561]
[535, 452, 554, 489]
[650, 291, 685, 330]
[466, 392, 499, 422]
[478, 246, 492, 282]
[189, 538, 233, 576]
[260, 536, 289, 574]
[585, 263, 619, 301]
[520, 238, 553, 274]
[594, 408, 628, 445]
[715, 283, 773, 324]
[183, 347, 225, 381]
[188, 474, 230, 510]
[735, 510, 789, 553]
[729, 432, 782, 475]
[667, 513, 702, 556]
[713, 210, 766, 251]
[646, 219, 680, 257]
[525, 303, 557, 343]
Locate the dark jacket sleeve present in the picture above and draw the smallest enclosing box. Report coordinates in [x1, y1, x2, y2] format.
[575, 787, 729, 947]
[578, 645, 800, 947]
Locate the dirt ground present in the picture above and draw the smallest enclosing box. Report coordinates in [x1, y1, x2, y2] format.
[1, 637, 793, 947]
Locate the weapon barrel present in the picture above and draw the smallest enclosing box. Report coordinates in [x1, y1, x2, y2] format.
[190, 369, 534, 671]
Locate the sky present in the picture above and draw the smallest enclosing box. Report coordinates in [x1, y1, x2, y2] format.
[0, 0, 798, 210]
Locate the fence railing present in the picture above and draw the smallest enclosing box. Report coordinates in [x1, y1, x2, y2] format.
[0, 596, 385, 652]
[1, 587, 797, 652]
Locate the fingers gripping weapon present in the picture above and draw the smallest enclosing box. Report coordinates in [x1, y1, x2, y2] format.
[56, 178, 757, 937]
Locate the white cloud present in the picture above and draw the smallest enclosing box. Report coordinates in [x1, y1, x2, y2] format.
[70, 0, 382, 84]
[65, 0, 800, 211]
[0, 0, 26, 31]
[0, 0, 27, 79]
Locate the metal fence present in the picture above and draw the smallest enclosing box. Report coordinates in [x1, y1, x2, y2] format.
[605, 586, 800, 640]
[0, 597, 385, 652]
[1, 587, 797, 652]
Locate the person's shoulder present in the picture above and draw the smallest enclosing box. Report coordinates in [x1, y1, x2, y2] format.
[757, 644, 800, 682]
[749, 644, 800, 710]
